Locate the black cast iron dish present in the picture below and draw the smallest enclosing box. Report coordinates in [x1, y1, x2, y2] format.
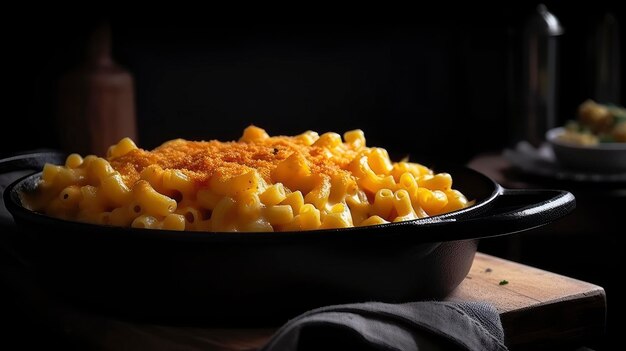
[1, 152, 575, 325]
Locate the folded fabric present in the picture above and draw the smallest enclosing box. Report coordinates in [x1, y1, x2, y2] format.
[261, 301, 507, 351]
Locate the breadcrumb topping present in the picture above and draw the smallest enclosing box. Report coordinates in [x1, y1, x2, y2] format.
[109, 133, 358, 187]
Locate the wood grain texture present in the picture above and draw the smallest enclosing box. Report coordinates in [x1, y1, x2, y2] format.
[448, 253, 606, 350]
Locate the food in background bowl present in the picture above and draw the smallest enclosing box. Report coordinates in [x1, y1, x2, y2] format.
[557, 99, 626, 145]
[21, 126, 472, 232]
[547, 127, 626, 172]
[547, 100, 626, 172]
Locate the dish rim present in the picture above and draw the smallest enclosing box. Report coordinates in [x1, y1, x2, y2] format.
[4, 168, 501, 243]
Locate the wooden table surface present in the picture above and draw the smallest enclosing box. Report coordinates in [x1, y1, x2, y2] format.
[53, 252, 605, 351]
[449, 253, 606, 350]
[465, 152, 618, 350]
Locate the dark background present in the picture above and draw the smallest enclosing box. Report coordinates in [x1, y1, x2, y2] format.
[2, 2, 624, 164]
[1, 3, 624, 350]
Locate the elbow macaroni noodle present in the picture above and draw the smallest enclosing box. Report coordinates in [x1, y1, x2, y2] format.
[23, 126, 472, 232]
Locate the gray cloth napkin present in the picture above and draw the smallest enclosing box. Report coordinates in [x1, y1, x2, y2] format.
[261, 301, 508, 351]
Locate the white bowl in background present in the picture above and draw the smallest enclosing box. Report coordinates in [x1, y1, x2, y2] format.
[546, 127, 626, 172]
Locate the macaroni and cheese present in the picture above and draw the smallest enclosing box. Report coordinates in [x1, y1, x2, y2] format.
[22, 126, 472, 232]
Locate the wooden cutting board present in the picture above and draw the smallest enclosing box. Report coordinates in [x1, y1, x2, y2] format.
[44, 252, 605, 350]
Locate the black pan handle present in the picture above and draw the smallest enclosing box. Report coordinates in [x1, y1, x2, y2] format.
[412, 188, 576, 242]
[472, 187, 575, 234]
[0, 151, 67, 174]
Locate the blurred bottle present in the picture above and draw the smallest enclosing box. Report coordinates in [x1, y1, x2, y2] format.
[589, 13, 620, 104]
[521, 4, 563, 147]
[57, 22, 137, 157]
